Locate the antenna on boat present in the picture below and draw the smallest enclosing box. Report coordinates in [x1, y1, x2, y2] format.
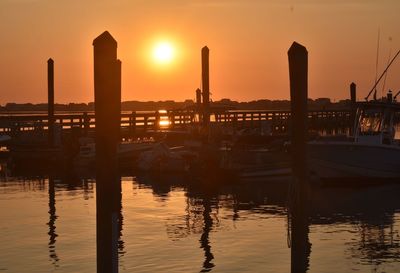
[381, 37, 393, 98]
[365, 48, 400, 101]
[372, 28, 380, 101]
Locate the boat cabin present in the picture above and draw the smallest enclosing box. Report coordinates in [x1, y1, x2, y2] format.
[353, 101, 400, 145]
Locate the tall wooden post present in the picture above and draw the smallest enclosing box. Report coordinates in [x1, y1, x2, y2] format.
[288, 41, 311, 273]
[388, 90, 393, 102]
[47, 58, 55, 146]
[93, 31, 121, 273]
[350, 82, 356, 135]
[83, 112, 90, 136]
[196, 88, 202, 107]
[196, 88, 202, 124]
[350, 82, 356, 104]
[129, 111, 136, 136]
[202, 46, 210, 128]
[154, 111, 160, 131]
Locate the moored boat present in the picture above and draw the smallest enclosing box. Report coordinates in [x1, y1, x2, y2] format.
[308, 98, 400, 181]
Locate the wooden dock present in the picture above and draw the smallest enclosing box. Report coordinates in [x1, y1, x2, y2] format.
[0, 109, 352, 138]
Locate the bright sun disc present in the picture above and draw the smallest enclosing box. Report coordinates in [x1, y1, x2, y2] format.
[153, 42, 174, 64]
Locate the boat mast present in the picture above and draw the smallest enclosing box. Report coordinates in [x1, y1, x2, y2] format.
[365, 49, 400, 101]
[372, 28, 380, 101]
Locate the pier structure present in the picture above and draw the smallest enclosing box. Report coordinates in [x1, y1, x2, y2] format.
[0, 40, 353, 142]
[0, 109, 352, 139]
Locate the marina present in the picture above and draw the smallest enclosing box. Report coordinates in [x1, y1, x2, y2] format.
[2, 1, 400, 271]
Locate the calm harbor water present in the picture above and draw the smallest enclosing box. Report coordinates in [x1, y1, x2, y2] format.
[1, 172, 400, 273]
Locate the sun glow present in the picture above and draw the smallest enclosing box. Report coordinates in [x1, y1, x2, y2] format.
[152, 41, 174, 64]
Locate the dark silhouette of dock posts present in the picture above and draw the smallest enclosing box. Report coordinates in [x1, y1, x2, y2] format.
[196, 88, 202, 123]
[48, 58, 55, 146]
[196, 88, 202, 107]
[350, 82, 357, 135]
[350, 82, 356, 105]
[154, 110, 160, 131]
[387, 90, 393, 102]
[201, 46, 210, 128]
[129, 111, 136, 136]
[288, 42, 311, 273]
[93, 31, 122, 273]
[83, 112, 90, 136]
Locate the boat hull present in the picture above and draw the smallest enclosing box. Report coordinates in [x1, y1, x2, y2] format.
[308, 142, 400, 179]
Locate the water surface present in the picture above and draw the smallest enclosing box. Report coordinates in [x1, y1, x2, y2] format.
[0, 173, 399, 272]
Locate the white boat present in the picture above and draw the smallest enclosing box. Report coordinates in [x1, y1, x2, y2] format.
[308, 99, 400, 180]
[221, 96, 400, 183]
[219, 143, 291, 182]
[74, 138, 155, 168]
[0, 135, 11, 143]
[137, 142, 199, 173]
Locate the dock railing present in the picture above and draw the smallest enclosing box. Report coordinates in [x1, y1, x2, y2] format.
[0, 109, 352, 136]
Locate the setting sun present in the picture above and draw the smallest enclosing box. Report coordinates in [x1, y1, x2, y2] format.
[152, 41, 174, 64]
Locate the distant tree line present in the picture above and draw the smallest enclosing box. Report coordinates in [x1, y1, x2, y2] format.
[0, 98, 351, 112]
[212, 98, 351, 111]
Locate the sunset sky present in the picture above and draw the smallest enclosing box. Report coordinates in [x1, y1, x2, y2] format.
[1, 0, 399, 104]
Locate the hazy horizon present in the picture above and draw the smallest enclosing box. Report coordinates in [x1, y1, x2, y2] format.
[1, 0, 400, 104]
[0, 96, 348, 106]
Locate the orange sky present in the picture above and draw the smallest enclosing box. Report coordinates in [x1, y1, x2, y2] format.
[1, 0, 400, 104]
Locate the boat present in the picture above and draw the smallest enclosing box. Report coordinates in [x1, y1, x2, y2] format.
[219, 136, 291, 182]
[0, 135, 11, 144]
[136, 142, 199, 173]
[0, 135, 11, 160]
[74, 138, 155, 168]
[308, 96, 400, 181]
[220, 92, 400, 183]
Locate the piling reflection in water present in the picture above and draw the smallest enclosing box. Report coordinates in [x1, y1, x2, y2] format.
[96, 177, 122, 273]
[47, 177, 59, 267]
[199, 195, 215, 272]
[288, 183, 311, 273]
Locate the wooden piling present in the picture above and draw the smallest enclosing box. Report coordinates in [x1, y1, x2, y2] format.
[83, 112, 90, 136]
[288, 41, 311, 273]
[93, 31, 121, 273]
[388, 90, 393, 102]
[289, 42, 308, 181]
[350, 82, 356, 135]
[47, 58, 55, 146]
[196, 88, 202, 108]
[129, 111, 136, 136]
[196, 88, 202, 124]
[169, 111, 175, 129]
[202, 46, 210, 128]
[154, 111, 160, 131]
[350, 82, 356, 104]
